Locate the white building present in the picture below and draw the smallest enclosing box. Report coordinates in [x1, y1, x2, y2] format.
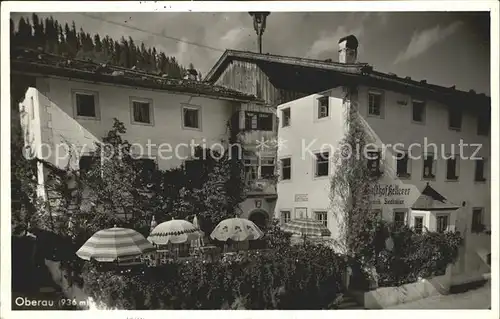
[12, 48, 275, 225]
[275, 35, 491, 275]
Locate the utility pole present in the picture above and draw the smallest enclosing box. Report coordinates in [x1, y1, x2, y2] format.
[248, 12, 270, 54]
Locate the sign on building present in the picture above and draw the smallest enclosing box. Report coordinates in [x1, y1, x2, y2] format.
[370, 183, 421, 210]
[294, 194, 308, 202]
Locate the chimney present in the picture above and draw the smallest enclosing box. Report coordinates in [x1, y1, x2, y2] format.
[338, 35, 359, 64]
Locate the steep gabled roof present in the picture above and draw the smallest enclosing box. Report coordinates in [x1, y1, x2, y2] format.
[11, 48, 263, 103]
[205, 49, 490, 109]
[412, 183, 461, 211]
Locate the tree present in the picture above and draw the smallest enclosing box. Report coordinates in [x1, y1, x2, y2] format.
[11, 76, 39, 234]
[12, 15, 193, 79]
[330, 87, 381, 262]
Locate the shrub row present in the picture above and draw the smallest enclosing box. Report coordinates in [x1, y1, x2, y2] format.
[82, 243, 347, 310]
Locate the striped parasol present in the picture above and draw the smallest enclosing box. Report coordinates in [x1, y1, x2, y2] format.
[281, 219, 331, 237]
[76, 226, 156, 262]
[148, 218, 202, 245]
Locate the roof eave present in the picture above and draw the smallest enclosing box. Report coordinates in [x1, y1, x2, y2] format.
[204, 50, 232, 82]
[204, 49, 367, 83]
[12, 60, 262, 103]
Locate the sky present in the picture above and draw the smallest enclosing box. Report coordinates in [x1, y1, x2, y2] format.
[11, 11, 491, 95]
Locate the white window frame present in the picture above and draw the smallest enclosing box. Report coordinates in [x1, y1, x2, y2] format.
[280, 210, 291, 225]
[259, 155, 275, 179]
[317, 96, 329, 120]
[422, 152, 437, 180]
[396, 150, 411, 178]
[393, 209, 408, 227]
[367, 90, 384, 118]
[474, 157, 487, 182]
[471, 207, 484, 233]
[314, 151, 330, 178]
[314, 210, 328, 227]
[281, 108, 291, 127]
[182, 104, 202, 131]
[280, 157, 292, 181]
[436, 213, 450, 233]
[412, 214, 426, 234]
[244, 156, 259, 185]
[294, 207, 307, 220]
[72, 89, 100, 120]
[130, 96, 154, 126]
[411, 99, 426, 124]
[445, 154, 460, 181]
[367, 149, 382, 177]
[448, 106, 462, 131]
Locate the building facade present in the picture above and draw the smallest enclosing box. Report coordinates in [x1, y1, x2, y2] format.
[12, 48, 275, 225]
[273, 36, 491, 275]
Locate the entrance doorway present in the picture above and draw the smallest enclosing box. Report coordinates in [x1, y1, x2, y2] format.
[248, 209, 269, 231]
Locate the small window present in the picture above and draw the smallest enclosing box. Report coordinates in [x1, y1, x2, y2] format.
[282, 108, 291, 127]
[315, 152, 329, 177]
[281, 210, 291, 225]
[183, 106, 200, 129]
[75, 91, 98, 118]
[245, 112, 273, 131]
[446, 156, 459, 181]
[368, 91, 383, 117]
[477, 112, 490, 136]
[393, 211, 406, 228]
[367, 151, 381, 176]
[78, 155, 94, 175]
[474, 158, 486, 182]
[315, 211, 328, 227]
[471, 208, 484, 233]
[260, 156, 275, 178]
[422, 153, 436, 180]
[396, 152, 411, 178]
[317, 96, 329, 119]
[281, 158, 291, 180]
[412, 100, 426, 123]
[414, 216, 424, 234]
[244, 157, 258, 184]
[448, 107, 462, 131]
[436, 214, 449, 233]
[131, 99, 152, 124]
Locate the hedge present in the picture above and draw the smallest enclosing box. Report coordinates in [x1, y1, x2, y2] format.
[82, 243, 347, 310]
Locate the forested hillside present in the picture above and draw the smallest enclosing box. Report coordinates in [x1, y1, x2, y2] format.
[10, 14, 200, 79]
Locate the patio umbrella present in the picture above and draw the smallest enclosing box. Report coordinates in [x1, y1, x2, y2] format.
[281, 218, 331, 238]
[210, 217, 264, 242]
[148, 218, 202, 245]
[76, 226, 155, 262]
[191, 215, 205, 248]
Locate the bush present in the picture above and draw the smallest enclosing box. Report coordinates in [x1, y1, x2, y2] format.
[82, 244, 346, 310]
[374, 226, 462, 287]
